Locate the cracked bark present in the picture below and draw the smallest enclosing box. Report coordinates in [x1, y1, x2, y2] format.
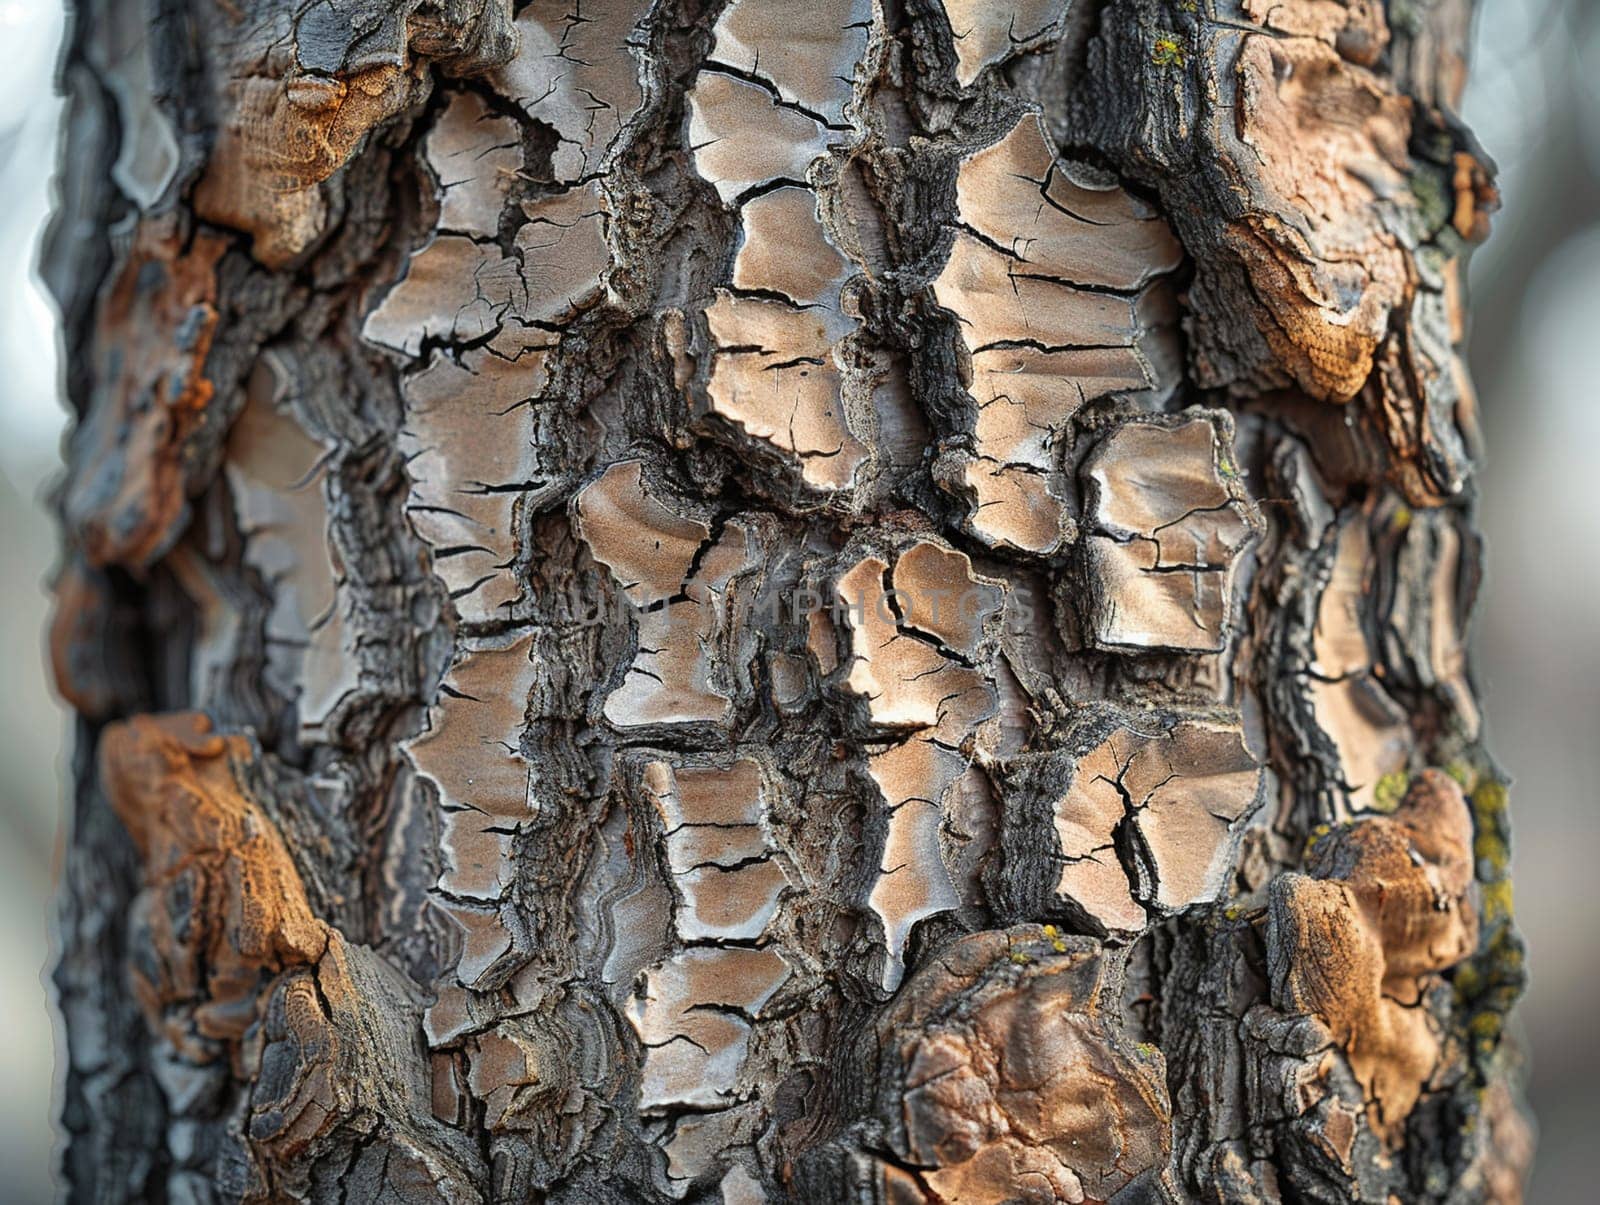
[47, 0, 1529, 1201]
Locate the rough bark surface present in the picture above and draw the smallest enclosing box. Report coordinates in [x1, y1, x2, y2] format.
[45, 1, 1530, 1201]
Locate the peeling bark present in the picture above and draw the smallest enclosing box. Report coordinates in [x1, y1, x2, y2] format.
[47, 0, 1528, 1201]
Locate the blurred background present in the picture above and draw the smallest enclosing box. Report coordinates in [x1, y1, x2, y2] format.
[0, 2, 1595, 1200]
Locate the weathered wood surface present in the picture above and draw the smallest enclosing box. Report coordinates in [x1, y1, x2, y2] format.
[46, 1, 1529, 1201]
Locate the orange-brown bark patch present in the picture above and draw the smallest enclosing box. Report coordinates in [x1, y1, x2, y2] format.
[1230, 30, 1412, 403]
[100, 711, 329, 1053]
[65, 218, 226, 569]
[1269, 770, 1477, 1142]
[48, 558, 122, 718]
[875, 928, 1171, 1202]
[195, 64, 424, 267]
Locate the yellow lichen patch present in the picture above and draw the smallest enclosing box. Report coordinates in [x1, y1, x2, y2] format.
[1150, 34, 1185, 67]
[1481, 879, 1514, 925]
[1370, 770, 1409, 814]
[1469, 777, 1515, 915]
[1471, 778, 1509, 822]
[1302, 822, 1333, 860]
[1473, 829, 1510, 877]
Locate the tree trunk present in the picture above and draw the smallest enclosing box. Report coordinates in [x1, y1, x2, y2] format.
[45, 0, 1531, 1201]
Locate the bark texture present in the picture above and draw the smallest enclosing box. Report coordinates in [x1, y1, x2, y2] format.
[46, 0, 1530, 1201]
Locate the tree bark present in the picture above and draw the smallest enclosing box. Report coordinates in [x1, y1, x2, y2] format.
[45, 0, 1530, 1201]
